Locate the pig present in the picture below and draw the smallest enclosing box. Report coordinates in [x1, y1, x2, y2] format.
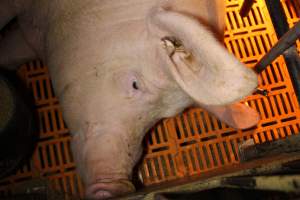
[0, 0, 259, 199]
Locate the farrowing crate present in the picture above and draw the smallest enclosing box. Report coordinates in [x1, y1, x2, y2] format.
[0, 0, 300, 198]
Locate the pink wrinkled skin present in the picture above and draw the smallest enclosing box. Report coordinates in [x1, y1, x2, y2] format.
[0, 0, 259, 199]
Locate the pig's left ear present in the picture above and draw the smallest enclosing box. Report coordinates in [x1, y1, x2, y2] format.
[151, 9, 258, 106]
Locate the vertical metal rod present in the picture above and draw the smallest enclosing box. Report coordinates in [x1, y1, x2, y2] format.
[240, 0, 255, 17]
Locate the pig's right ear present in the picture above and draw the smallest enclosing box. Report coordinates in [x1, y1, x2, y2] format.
[150, 9, 258, 106]
[203, 102, 260, 129]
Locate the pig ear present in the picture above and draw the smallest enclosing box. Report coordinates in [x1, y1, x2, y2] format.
[152, 9, 258, 106]
[203, 103, 260, 129]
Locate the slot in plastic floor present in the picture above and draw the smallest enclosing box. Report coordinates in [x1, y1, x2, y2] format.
[0, 0, 300, 198]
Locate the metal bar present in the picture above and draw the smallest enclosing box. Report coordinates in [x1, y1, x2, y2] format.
[239, 134, 300, 162]
[256, 0, 300, 103]
[254, 21, 300, 73]
[240, 0, 255, 17]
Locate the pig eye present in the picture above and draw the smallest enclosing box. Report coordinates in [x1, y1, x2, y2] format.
[132, 81, 139, 90]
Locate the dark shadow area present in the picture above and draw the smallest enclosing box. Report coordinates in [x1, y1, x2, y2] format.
[156, 187, 300, 200]
[0, 69, 39, 179]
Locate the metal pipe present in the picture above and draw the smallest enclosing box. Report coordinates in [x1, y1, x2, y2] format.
[240, 0, 255, 17]
[254, 21, 300, 73]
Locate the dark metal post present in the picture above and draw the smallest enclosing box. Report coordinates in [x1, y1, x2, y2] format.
[240, 0, 255, 17]
[254, 21, 300, 73]
[262, 0, 300, 103]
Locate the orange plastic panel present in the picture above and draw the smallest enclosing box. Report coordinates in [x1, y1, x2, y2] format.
[0, 0, 300, 198]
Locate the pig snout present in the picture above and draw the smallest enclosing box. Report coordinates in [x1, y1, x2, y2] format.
[86, 180, 135, 199]
[71, 123, 143, 200]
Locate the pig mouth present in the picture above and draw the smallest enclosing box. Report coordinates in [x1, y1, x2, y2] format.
[86, 179, 135, 199]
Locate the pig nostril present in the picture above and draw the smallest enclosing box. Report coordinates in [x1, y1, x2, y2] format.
[94, 190, 112, 199]
[86, 180, 135, 199]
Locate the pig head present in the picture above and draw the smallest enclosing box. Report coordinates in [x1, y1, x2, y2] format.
[46, 1, 259, 199]
[0, 0, 259, 199]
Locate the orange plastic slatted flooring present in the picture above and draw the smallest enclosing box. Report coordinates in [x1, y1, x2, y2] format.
[0, 0, 300, 198]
